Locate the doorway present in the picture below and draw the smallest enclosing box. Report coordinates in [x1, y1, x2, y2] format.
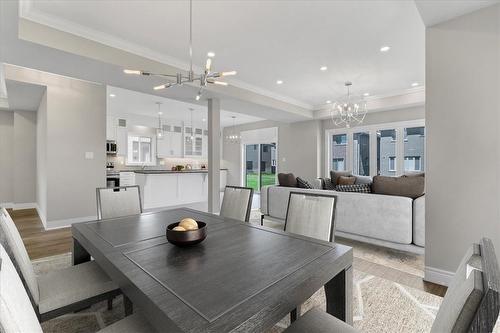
[244, 143, 277, 192]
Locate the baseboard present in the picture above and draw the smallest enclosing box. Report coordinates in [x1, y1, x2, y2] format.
[424, 266, 454, 287]
[35, 204, 47, 229]
[44, 215, 97, 230]
[12, 202, 37, 210]
[0, 202, 14, 208]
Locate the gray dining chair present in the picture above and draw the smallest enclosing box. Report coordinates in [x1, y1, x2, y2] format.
[220, 186, 254, 222]
[0, 243, 155, 333]
[0, 208, 120, 322]
[285, 237, 500, 333]
[284, 192, 337, 242]
[96, 185, 142, 220]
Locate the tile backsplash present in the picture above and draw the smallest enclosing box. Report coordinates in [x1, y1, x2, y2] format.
[107, 155, 208, 171]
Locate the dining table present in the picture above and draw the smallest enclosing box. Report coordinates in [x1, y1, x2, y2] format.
[71, 208, 353, 332]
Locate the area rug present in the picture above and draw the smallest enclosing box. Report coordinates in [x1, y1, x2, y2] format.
[33, 254, 444, 333]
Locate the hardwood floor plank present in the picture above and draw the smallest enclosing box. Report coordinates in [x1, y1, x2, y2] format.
[7, 208, 73, 260]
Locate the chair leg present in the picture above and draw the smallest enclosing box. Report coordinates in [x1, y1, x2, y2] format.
[107, 298, 113, 310]
[124, 296, 133, 317]
[260, 214, 264, 226]
[290, 305, 301, 323]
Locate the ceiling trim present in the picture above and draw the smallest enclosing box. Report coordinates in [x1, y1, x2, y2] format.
[18, 0, 314, 110]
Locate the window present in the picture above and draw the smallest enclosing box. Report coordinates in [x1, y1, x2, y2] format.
[245, 143, 277, 192]
[404, 156, 421, 171]
[389, 156, 396, 171]
[127, 135, 153, 165]
[404, 126, 425, 172]
[331, 134, 347, 171]
[353, 132, 370, 176]
[332, 158, 345, 171]
[377, 129, 396, 176]
[327, 120, 425, 177]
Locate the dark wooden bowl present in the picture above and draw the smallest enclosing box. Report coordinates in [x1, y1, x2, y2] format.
[166, 221, 207, 246]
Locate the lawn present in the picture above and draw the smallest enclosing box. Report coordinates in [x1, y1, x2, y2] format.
[246, 172, 276, 192]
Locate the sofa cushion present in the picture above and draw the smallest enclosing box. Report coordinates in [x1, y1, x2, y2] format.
[296, 177, 313, 189]
[355, 175, 373, 185]
[338, 176, 356, 185]
[330, 171, 353, 186]
[335, 184, 371, 193]
[278, 173, 297, 187]
[372, 175, 425, 199]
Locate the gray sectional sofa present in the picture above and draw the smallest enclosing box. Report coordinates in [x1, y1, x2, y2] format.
[260, 184, 425, 254]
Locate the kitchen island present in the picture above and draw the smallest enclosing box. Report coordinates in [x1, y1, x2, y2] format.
[120, 169, 227, 210]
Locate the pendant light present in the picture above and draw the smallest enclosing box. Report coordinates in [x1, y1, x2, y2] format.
[156, 102, 163, 140]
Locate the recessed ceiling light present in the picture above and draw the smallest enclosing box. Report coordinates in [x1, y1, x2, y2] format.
[320, 66, 328, 71]
[326, 100, 332, 104]
[411, 82, 419, 87]
[158, 111, 163, 115]
[202, 118, 206, 122]
[380, 46, 391, 52]
[109, 93, 116, 98]
[276, 80, 283, 85]
[363, 92, 370, 97]
[207, 51, 215, 58]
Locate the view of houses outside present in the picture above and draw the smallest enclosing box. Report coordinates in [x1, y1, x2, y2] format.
[245, 143, 277, 191]
[331, 126, 425, 176]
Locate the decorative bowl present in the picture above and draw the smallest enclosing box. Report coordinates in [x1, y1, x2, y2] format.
[166, 221, 207, 246]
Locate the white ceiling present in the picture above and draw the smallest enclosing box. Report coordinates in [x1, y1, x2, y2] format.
[24, 0, 425, 109]
[107, 86, 263, 127]
[415, 0, 500, 27]
[4, 79, 46, 111]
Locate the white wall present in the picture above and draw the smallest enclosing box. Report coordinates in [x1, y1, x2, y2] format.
[0, 111, 14, 203]
[13, 110, 37, 204]
[425, 4, 500, 285]
[6, 65, 106, 228]
[0, 109, 37, 207]
[36, 91, 47, 222]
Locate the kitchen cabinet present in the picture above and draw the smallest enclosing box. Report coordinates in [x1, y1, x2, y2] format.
[120, 172, 136, 186]
[106, 116, 116, 141]
[157, 125, 183, 158]
[116, 126, 127, 156]
[184, 126, 204, 157]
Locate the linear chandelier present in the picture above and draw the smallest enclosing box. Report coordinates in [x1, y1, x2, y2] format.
[123, 0, 236, 101]
[331, 81, 367, 128]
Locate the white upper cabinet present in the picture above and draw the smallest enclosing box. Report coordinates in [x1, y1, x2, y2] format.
[106, 116, 116, 141]
[116, 118, 128, 156]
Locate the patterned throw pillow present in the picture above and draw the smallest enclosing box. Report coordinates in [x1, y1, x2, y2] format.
[322, 178, 336, 190]
[335, 183, 372, 193]
[296, 177, 314, 189]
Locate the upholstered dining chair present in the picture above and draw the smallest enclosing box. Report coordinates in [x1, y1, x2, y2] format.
[284, 237, 500, 333]
[0, 208, 121, 322]
[220, 186, 254, 222]
[284, 192, 337, 242]
[0, 243, 155, 333]
[96, 185, 142, 220]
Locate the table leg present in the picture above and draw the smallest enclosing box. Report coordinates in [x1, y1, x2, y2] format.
[124, 295, 133, 317]
[72, 238, 90, 266]
[324, 265, 353, 325]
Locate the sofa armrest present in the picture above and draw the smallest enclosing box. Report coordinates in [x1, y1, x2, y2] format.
[413, 195, 425, 247]
[260, 185, 276, 215]
[312, 178, 323, 189]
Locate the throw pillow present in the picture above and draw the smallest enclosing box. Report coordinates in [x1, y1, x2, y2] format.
[278, 173, 297, 187]
[322, 178, 336, 190]
[372, 175, 424, 199]
[335, 184, 372, 193]
[337, 176, 356, 185]
[296, 177, 313, 189]
[354, 175, 373, 185]
[330, 170, 353, 186]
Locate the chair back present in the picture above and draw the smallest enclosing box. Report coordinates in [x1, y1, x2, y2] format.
[220, 186, 254, 222]
[284, 192, 337, 242]
[96, 185, 142, 220]
[431, 238, 500, 333]
[0, 208, 39, 305]
[0, 244, 43, 333]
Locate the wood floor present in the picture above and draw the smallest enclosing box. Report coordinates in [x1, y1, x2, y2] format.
[8, 208, 447, 297]
[7, 208, 73, 260]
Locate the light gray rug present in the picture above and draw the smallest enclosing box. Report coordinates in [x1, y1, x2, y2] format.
[33, 253, 445, 333]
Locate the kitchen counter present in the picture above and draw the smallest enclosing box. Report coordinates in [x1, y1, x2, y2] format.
[131, 169, 228, 174]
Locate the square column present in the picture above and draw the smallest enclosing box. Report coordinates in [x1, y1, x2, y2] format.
[207, 98, 221, 213]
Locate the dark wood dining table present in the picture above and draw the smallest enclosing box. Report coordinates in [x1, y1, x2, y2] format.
[72, 208, 353, 332]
